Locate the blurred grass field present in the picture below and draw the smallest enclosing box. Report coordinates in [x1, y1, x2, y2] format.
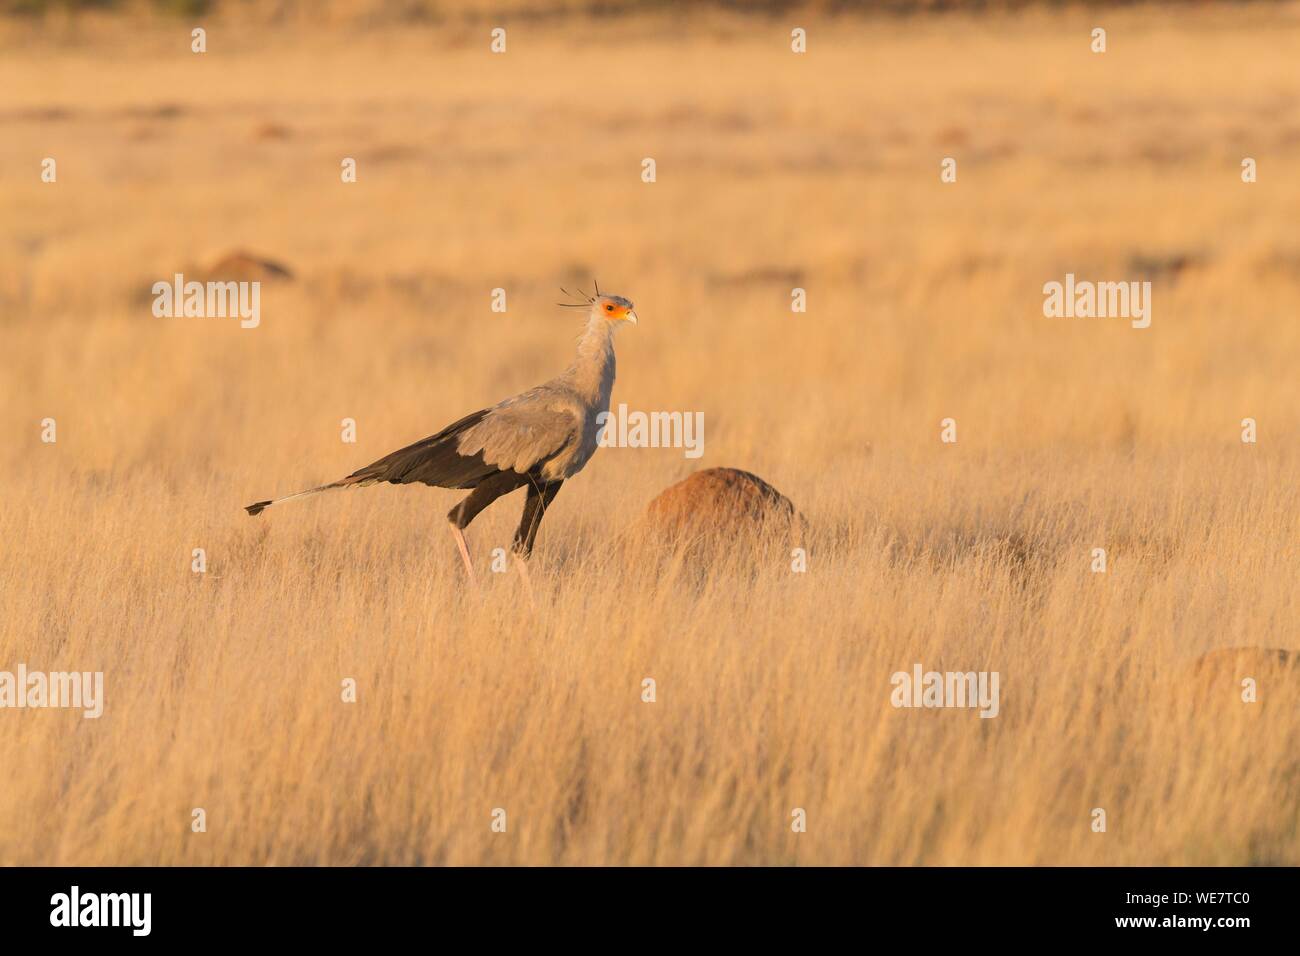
[0, 3, 1297, 865]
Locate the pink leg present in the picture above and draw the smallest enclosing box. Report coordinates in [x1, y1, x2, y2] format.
[448, 521, 477, 587]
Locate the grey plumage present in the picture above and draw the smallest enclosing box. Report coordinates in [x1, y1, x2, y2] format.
[456, 395, 581, 480]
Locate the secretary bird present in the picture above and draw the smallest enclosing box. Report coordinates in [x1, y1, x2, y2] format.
[244, 287, 636, 586]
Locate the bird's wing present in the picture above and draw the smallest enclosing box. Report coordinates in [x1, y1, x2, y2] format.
[456, 388, 582, 475]
[343, 407, 498, 489]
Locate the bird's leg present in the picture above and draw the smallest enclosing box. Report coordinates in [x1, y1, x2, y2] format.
[513, 556, 535, 609]
[447, 472, 532, 588]
[447, 520, 477, 587]
[513, 479, 563, 558]
[508, 479, 562, 610]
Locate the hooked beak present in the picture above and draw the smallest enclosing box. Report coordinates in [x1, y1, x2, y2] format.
[625, 310, 638, 325]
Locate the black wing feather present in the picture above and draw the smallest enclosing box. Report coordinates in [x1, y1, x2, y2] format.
[345, 408, 505, 490]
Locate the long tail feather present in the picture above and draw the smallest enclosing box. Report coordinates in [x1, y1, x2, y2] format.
[244, 477, 362, 516]
[245, 407, 493, 516]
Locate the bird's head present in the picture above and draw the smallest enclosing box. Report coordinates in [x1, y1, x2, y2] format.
[560, 284, 637, 326]
[594, 294, 637, 326]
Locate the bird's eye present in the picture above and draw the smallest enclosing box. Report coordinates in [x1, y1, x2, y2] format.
[605, 304, 614, 311]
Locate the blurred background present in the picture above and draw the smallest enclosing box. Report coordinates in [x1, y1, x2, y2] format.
[0, 1, 1297, 866]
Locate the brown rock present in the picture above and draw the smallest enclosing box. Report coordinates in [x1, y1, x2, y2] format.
[252, 122, 293, 141]
[644, 468, 803, 545]
[204, 251, 294, 283]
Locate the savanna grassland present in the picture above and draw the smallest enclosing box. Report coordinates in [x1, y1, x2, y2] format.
[0, 2, 1297, 865]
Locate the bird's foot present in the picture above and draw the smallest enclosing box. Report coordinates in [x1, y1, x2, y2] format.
[514, 554, 536, 610]
[448, 522, 478, 587]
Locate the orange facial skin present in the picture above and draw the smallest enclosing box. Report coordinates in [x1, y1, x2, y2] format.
[596, 295, 636, 321]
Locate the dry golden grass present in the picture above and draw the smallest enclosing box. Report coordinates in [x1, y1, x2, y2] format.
[1, 5, 1297, 865]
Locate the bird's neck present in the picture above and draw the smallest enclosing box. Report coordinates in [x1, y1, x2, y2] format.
[568, 315, 617, 409]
